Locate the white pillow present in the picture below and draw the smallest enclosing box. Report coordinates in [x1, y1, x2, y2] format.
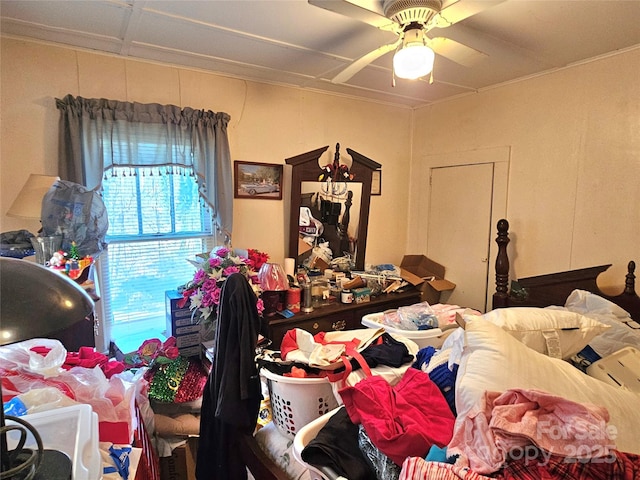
[478, 307, 610, 359]
[451, 318, 640, 461]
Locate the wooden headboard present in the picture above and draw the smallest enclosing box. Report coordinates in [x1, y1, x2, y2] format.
[492, 218, 639, 321]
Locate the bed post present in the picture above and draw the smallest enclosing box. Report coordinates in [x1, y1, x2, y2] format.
[624, 261, 636, 295]
[492, 218, 510, 310]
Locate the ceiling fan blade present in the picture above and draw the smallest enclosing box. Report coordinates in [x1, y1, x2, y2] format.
[429, 36, 487, 67]
[308, 0, 398, 31]
[434, 0, 505, 28]
[332, 39, 401, 84]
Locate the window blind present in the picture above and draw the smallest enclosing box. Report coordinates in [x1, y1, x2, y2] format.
[101, 166, 213, 353]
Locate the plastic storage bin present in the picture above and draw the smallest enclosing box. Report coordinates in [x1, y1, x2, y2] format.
[361, 312, 448, 349]
[586, 346, 640, 393]
[4, 404, 101, 480]
[292, 407, 342, 480]
[261, 368, 339, 439]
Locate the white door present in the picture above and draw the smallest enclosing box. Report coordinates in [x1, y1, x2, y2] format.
[427, 163, 494, 311]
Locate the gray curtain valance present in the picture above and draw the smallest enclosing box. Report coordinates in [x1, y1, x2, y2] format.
[56, 94, 233, 240]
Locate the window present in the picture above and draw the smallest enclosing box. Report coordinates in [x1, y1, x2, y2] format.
[100, 166, 213, 353]
[56, 95, 233, 354]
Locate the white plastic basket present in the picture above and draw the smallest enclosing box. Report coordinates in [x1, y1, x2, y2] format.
[260, 368, 339, 439]
[361, 312, 447, 349]
[292, 407, 342, 480]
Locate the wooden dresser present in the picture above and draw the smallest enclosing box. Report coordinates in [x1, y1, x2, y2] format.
[265, 288, 421, 349]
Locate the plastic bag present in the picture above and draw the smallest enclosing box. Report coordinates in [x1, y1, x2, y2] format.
[397, 302, 438, 331]
[3, 387, 80, 416]
[41, 179, 108, 258]
[0, 338, 67, 377]
[0, 337, 139, 444]
[358, 424, 401, 480]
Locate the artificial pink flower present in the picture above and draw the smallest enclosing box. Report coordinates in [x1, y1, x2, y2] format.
[223, 265, 240, 276]
[181, 247, 269, 323]
[164, 346, 180, 360]
[139, 338, 162, 358]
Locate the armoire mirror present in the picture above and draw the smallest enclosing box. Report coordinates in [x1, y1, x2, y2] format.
[285, 144, 381, 271]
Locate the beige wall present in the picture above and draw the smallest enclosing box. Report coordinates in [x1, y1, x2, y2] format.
[2, 37, 638, 294]
[1, 38, 413, 267]
[408, 47, 640, 292]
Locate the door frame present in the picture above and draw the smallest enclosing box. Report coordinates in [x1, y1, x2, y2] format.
[420, 146, 510, 311]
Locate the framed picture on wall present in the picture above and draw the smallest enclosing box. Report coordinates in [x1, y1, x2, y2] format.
[371, 169, 382, 196]
[234, 161, 283, 200]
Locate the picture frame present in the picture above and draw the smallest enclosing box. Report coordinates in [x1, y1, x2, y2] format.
[371, 169, 382, 196]
[234, 161, 283, 200]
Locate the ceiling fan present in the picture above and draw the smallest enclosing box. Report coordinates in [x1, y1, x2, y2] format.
[309, 0, 503, 83]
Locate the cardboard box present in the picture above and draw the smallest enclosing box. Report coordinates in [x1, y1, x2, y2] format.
[166, 290, 202, 357]
[160, 436, 198, 480]
[166, 289, 188, 312]
[400, 255, 456, 304]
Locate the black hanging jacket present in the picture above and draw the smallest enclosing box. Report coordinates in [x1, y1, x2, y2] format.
[196, 273, 262, 479]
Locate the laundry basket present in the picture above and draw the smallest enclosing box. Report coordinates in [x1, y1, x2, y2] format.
[260, 368, 339, 439]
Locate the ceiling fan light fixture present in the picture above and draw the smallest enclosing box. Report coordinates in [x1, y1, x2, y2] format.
[393, 28, 435, 79]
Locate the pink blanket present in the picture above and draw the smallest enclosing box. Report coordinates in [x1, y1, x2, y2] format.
[448, 388, 616, 474]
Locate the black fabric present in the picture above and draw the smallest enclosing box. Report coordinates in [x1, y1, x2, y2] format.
[360, 333, 414, 368]
[196, 273, 262, 480]
[301, 407, 374, 480]
[256, 356, 324, 377]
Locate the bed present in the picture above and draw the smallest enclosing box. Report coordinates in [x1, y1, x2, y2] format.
[241, 217, 640, 480]
[492, 218, 639, 320]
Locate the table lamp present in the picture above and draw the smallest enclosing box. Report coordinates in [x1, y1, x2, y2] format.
[0, 257, 95, 479]
[6, 174, 61, 263]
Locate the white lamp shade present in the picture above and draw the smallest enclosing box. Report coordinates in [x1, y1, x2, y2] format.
[393, 43, 435, 80]
[6, 174, 60, 220]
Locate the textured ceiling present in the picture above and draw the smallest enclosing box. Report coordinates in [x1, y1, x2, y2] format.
[2, 0, 639, 108]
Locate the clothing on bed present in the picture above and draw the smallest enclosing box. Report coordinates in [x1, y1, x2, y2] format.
[498, 449, 640, 480]
[399, 450, 640, 480]
[399, 458, 492, 480]
[358, 332, 414, 368]
[339, 367, 455, 466]
[412, 346, 458, 415]
[300, 406, 374, 480]
[196, 273, 262, 480]
[449, 387, 614, 474]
